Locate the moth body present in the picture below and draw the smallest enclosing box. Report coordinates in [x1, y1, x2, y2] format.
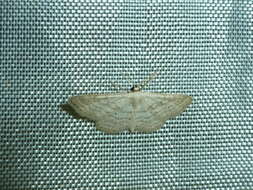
[68, 91, 192, 133]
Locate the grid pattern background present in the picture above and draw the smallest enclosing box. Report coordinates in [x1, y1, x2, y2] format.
[1, 1, 253, 189]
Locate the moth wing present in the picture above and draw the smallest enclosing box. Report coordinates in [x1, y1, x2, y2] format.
[68, 94, 131, 133]
[68, 93, 192, 133]
[133, 93, 192, 132]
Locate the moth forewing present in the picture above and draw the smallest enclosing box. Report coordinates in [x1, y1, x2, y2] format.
[67, 91, 192, 133]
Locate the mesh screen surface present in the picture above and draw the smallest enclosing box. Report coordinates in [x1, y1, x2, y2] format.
[1, 1, 253, 189]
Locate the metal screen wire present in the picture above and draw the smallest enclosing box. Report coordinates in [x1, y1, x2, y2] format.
[1, 1, 253, 189]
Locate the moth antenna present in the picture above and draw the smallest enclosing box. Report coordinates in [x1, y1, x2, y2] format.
[122, 72, 134, 86]
[138, 72, 158, 90]
[110, 82, 124, 91]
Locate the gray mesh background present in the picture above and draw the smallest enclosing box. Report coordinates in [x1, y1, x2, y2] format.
[1, 1, 253, 189]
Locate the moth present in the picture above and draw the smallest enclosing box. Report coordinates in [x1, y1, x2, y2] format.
[67, 73, 192, 133]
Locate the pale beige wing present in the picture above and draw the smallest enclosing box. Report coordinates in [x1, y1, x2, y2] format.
[68, 94, 133, 133]
[68, 92, 192, 133]
[132, 93, 192, 132]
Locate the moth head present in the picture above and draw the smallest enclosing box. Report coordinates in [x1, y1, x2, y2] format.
[130, 85, 141, 92]
[130, 72, 158, 92]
